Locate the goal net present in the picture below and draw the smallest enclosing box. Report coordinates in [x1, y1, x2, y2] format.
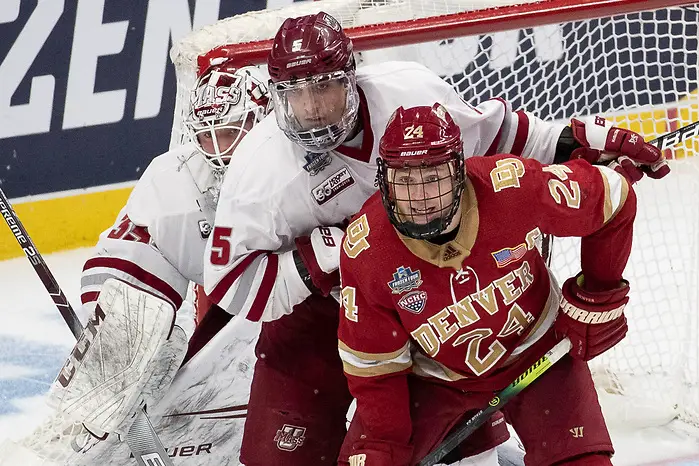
[170, 0, 699, 429]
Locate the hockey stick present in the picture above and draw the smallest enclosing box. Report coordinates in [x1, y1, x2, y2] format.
[417, 338, 572, 466]
[0, 187, 175, 466]
[647, 119, 699, 149]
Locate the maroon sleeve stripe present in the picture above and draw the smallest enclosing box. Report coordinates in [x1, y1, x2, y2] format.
[80, 291, 100, 305]
[246, 253, 279, 322]
[510, 111, 530, 156]
[83, 257, 183, 309]
[484, 98, 507, 156]
[208, 250, 266, 307]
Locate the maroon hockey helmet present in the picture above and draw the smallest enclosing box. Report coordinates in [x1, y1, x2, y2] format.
[267, 12, 360, 153]
[268, 11, 354, 82]
[377, 103, 466, 239]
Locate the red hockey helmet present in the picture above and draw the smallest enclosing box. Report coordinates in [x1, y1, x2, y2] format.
[185, 62, 270, 169]
[377, 103, 466, 239]
[267, 12, 359, 153]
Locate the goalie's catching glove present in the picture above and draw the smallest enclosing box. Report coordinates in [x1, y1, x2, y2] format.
[570, 116, 670, 183]
[555, 273, 629, 361]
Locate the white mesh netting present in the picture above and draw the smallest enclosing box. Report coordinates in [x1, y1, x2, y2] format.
[170, 0, 699, 429]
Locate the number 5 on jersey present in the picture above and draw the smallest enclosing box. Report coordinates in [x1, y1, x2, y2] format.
[210, 227, 232, 266]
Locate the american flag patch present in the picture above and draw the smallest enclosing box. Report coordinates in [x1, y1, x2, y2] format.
[491, 243, 528, 268]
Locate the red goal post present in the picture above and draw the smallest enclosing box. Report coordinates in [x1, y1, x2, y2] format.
[193, 0, 696, 72]
[170, 0, 699, 430]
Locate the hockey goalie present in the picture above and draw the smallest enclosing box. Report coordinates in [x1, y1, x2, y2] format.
[0, 62, 270, 466]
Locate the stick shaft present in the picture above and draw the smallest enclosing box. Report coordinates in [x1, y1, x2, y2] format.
[0, 188, 83, 337]
[418, 338, 572, 466]
[647, 120, 699, 149]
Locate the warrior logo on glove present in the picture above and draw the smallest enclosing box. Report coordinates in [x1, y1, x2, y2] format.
[569, 116, 670, 184]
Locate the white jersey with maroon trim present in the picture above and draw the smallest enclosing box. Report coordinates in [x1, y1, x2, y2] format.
[80, 144, 221, 321]
[204, 61, 566, 323]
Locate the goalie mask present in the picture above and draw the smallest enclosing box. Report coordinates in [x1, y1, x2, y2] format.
[268, 11, 359, 153]
[377, 103, 466, 240]
[186, 63, 270, 169]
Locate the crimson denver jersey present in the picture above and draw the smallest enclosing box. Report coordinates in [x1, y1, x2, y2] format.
[338, 155, 636, 447]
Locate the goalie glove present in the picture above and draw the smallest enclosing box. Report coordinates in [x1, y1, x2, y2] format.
[294, 226, 344, 296]
[570, 116, 670, 183]
[555, 273, 629, 361]
[47, 278, 188, 439]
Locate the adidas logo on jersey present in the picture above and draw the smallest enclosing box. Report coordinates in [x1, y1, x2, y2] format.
[443, 244, 461, 261]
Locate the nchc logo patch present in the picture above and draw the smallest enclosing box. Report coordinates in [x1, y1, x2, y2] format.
[398, 290, 428, 314]
[388, 266, 423, 294]
[274, 424, 306, 451]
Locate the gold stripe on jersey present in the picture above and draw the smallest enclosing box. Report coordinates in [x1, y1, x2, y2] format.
[602, 172, 612, 222]
[596, 165, 630, 224]
[520, 287, 555, 341]
[398, 181, 479, 270]
[338, 340, 409, 362]
[343, 360, 413, 378]
[339, 340, 412, 378]
[502, 283, 559, 364]
[412, 351, 469, 382]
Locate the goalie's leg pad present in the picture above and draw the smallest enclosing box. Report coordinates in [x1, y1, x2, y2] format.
[47, 278, 187, 438]
[0, 411, 104, 465]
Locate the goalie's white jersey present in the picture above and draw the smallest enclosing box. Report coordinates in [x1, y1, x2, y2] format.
[205, 61, 566, 322]
[80, 144, 221, 320]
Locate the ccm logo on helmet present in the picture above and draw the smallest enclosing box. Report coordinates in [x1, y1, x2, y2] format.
[400, 149, 429, 156]
[287, 58, 313, 69]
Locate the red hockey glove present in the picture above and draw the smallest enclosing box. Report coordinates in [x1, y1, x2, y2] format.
[344, 441, 413, 466]
[555, 273, 629, 361]
[294, 226, 344, 296]
[570, 117, 670, 183]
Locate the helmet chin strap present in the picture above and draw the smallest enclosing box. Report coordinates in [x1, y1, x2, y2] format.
[441, 205, 463, 234]
[344, 109, 362, 142]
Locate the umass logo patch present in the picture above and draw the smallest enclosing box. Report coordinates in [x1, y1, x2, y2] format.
[274, 424, 306, 451]
[398, 290, 428, 314]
